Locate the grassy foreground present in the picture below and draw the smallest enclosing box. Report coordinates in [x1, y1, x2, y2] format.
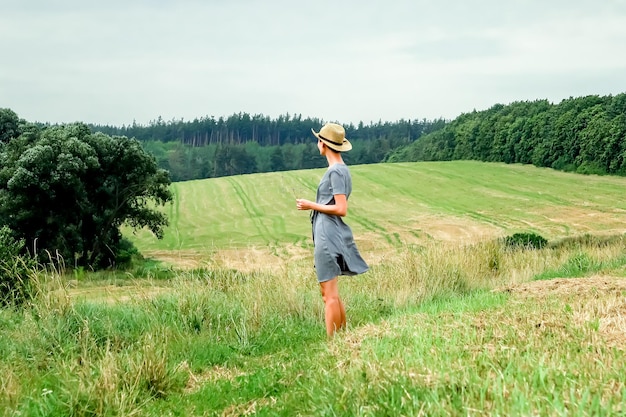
[1, 235, 625, 416]
[2, 161, 626, 415]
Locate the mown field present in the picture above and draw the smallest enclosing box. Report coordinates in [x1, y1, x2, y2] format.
[2, 161, 626, 416]
[129, 160, 626, 270]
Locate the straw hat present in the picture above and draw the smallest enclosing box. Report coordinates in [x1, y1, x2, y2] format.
[311, 123, 352, 152]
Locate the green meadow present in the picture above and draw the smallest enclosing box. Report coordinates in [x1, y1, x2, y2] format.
[130, 160, 626, 269]
[2, 161, 626, 416]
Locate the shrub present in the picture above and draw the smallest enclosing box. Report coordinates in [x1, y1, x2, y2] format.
[0, 226, 38, 306]
[114, 237, 142, 268]
[89, 235, 142, 270]
[502, 232, 548, 250]
[576, 162, 606, 176]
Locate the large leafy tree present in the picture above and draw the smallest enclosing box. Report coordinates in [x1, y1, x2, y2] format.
[0, 119, 172, 268]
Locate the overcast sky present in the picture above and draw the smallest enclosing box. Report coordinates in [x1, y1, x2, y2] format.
[2, 0, 626, 127]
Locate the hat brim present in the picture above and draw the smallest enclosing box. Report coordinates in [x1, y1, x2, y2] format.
[311, 128, 352, 152]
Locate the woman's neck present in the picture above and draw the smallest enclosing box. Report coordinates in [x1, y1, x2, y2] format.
[326, 152, 344, 167]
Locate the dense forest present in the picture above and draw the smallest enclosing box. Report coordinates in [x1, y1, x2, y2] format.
[387, 94, 626, 176]
[92, 115, 448, 181]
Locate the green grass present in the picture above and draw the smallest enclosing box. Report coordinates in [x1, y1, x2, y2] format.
[3, 161, 626, 416]
[126, 161, 626, 258]
[2, 236, 626, 416]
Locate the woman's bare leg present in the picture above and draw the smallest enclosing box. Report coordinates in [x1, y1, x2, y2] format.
[320, 277, 346, 337]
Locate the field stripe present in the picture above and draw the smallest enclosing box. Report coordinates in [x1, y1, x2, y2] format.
[225, 176, 271, 244]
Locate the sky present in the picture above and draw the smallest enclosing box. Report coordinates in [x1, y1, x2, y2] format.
[2, 0, 626, 127]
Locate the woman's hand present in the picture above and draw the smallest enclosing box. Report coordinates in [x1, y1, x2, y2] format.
[296, 195, 347, 216]
[296, 199, 313, 211]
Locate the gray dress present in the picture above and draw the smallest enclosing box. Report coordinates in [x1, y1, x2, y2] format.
[311, 163, 369, 282]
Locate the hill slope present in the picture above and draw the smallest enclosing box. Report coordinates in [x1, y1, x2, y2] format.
[127, 161, 626, 269]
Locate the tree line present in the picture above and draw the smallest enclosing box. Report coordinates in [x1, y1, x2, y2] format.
[93, 113, 446, 146]
[92, 114, 448, 182]
[386, 94, 626, 176]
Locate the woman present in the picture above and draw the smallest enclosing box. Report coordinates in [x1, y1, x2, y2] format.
[296, 122, 369, 337]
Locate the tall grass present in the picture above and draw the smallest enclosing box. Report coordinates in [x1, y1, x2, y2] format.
[1, 235, 625, 416]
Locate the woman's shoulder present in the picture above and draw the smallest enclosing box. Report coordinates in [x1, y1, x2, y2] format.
[329, 163, 350, 174]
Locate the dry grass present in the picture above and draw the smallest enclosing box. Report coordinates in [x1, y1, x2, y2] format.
[182, 363, 247, 394]
[502, 275, 626, 349]
[68, 284, 171, 303]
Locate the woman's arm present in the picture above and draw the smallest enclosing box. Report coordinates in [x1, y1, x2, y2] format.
[296, 194, 347, 217]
